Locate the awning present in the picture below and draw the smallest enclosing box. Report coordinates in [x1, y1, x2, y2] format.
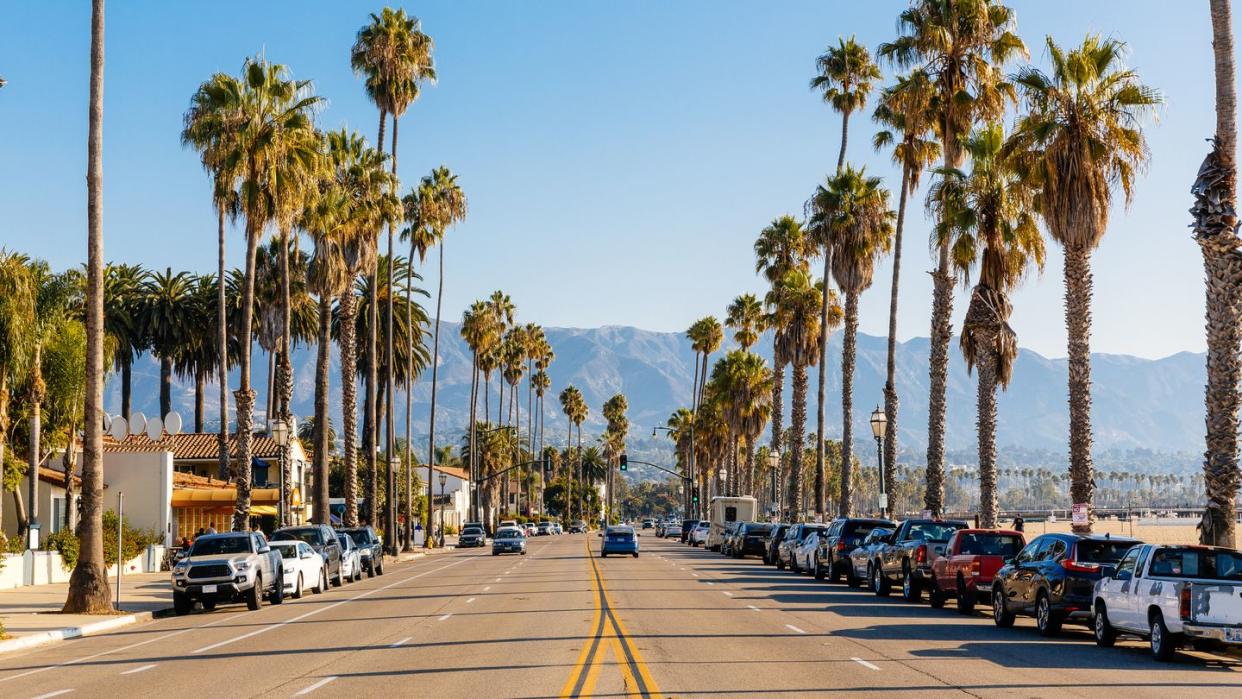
[250, 505, 278, 516]
[172, 487, 281, 508]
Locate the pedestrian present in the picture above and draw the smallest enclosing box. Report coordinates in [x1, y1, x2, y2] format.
[206, 521, 217, 534]
[195, 527, 205, 538]
[1013, 513, 1025, 532]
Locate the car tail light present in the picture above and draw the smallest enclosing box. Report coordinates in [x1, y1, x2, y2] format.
[1061, 559, 1101, 574]
[836, 541, 847, 552]
[1180, 584, 1192, 620]
[970, 559, 981, 577]
[915, 545, 927, 565]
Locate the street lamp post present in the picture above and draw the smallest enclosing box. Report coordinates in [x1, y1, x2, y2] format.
[271, 418, 290, 527]
[767, 450, 781, 520]
[869, 406, 887, 519]
[387, 455, 400, 554]
[716, 467, 726, 502]
[438, 471, 448, 547]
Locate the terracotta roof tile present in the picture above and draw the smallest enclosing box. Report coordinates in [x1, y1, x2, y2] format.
[104, 432, 288, 460]
[173, 471, 232, 489]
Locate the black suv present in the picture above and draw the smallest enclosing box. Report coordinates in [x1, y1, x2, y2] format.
[815, 517, 895, 582]
[731, 522, 774, 559]
[680, 518, 698, 544]
[340, 526, 385, 577]
[993, 532, 1141, 636]
[273, 524, 344, 586]
[763, 524, 790, 565]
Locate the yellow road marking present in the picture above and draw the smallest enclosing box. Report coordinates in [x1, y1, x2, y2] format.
[560, 544, 604, 698]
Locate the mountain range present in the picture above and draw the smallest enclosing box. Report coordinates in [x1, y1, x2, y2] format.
[105, 322, 1208, 456]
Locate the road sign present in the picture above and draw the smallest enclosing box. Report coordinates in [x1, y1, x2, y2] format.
[1072, 503, 1089, 525]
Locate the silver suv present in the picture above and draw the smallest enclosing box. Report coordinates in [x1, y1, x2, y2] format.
[171, 532, 283, 614]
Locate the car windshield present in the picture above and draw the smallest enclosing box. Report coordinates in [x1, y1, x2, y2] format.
[462, 527, 483, 535]
[801, 526, 825, 540]
[270, 543, 299, 560]
[337, 536, 350, 549]
[906, 522, 962, 542]
[276, 529, 323, 546]
[957, 533, 1023, 557]
[845, 524, 883, 543]
[746, 524, 773, 536]
[191, 536, 252, 556]
[1147, 548, 1242, 581]
[1076, 540, 1138, 564]
[496, 529, 522, 539]
[608, 530, 634, 540]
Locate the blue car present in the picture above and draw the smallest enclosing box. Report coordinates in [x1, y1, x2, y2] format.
[600, 525, 640, 558]
[492, 527, 527, 556]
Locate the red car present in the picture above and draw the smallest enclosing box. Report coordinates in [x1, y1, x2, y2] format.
[929, 528, 1025, 614]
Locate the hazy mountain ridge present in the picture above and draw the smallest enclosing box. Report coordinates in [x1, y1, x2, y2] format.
[107, 322, 1207, 454]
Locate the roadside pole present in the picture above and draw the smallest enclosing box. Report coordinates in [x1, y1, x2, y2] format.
[116, 491, 124, 611]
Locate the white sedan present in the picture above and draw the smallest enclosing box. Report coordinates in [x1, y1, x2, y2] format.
[269, 540, 326, 598]
[337, 533, 363, 583]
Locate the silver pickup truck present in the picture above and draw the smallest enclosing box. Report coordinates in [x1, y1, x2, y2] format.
[1093, 543, 1242, 660]
[171, 531, 284, 614]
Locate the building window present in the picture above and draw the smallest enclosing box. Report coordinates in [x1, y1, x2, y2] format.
[254, 463, 269, 486]
[51, 497, 66, 534]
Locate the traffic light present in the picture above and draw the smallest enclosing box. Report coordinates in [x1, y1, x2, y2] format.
[619, 454, 628, 472]
[692, 490, 700, 506]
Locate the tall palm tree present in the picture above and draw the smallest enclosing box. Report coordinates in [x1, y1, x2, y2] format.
[461, 300, 496, 520]
[880, 0, 1026, 516]
[712, 351, 773, 497]
[0, 251, 33, 534]
[352, 7, 435, 552]
[768, 269, 823, 520]
[558, 385, 581, 521]
[725, 294, 764, 351]
[1196, 0, 1242, 546]
[403, 166, 466, 546]
[173, 275, 223, 431]
[950, 123, 1044, 527]
[872, 69, 941, 511]
[1006, 35, 1160, 532]
[602, 393, 629, 519]
[754, 215, 811, 514]
[532, 368, 552, 508]
[101, 263, 147, 421]
[65, 0, 110, 613]
[138, 268, 194, 420]
[811, 167, 891, 516]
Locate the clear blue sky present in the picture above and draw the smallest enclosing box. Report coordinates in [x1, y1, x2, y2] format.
[0, 2, 1225, 359]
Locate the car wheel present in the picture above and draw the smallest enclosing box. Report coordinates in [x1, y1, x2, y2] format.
[928, 580, 947, 609]
[874, 564, 892, 597]
[846, 564, 862, 588]
[632, 553, 639, 558]
[332, 566, 343, 587]
[292, 572, 304, 599]
[955, 576, 974, 615]
[316, 568, 327, 594]
[1094, 603, 1117, 647]
[173, 591, 192, 616]
[1035, 592, 1062, 636]
[992, 585, 1015, 627]
[246, 575, 263, 611]
[1150, 612, 1178, 661]
[601, 552, 607, 558]
[813, 558, 824, 580]
[376, 559, 384, 576]
[367, 559, 376, 578]
[902, 566, 921, 602]
[270, 571, 285, 605]
[776, 556, 785, 571]
[828, 559, 842, 584]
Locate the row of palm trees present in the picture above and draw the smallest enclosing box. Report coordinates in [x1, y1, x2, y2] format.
[667, 1, 1187, 537]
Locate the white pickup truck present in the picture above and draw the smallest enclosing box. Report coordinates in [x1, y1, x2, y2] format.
[1093, 543, 1242, 660]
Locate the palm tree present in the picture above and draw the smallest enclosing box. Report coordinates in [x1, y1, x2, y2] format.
[811, 36, 882, 170]
[811, 166, 892, 516]
[711, 351, 773, 497]
[138, 268, 194, 420]
[872, 69, 941, 511]
[725, 294, 764, 351]
[880, 0, 1026, 516]
[0, 250, 33, 534]
[1196, 0, 1242, 546]
[602, 393, 629, 519]
[559, 385, 583, 521]
[352, 7, 435, 551]
[768, 269, 822, 520]
[1005, 35, 1160, 532]
[531, 368, 552, 508]
[403, 166, 466, 546]
[952, 123, 1044, 527]
[754, 215, 811, 514]
[173, 275, 223, 431]
[64, 0, 110, 613]
[101, 263, 147, 421]
[461, 300, 497, 520]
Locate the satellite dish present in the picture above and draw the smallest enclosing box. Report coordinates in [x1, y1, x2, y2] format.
[130, 411, 147, 437]
[108, 416, 129, 442]
[146, 415, 163, 442]
[164, 411, 183, 437]
[102, 413, 113, 431]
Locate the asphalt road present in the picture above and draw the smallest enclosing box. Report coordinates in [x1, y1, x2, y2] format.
[1, 533, 1241, 698]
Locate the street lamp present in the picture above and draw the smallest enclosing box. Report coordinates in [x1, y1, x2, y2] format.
[869, 406, 887, 518]
[767, 450, 781, 518]
[438, 471, 448, 547]
[387, 454, 400, 552]
[271, 418, 290, 526]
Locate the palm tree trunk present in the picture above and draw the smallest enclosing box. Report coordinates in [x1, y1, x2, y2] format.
[924, 244, 953, 517]
[313, 293, 332, 525]
[975, 337, 1000, 528]
[216, 200, 230, 482]
[278, 224, 293, 527]
[266, 348, 276, 424]
[839, 292, 858, 518]
[194, 369, 205, 432]
[120, 355, 131, 420]
[62, 398, 79, 531]
[745, 438, 756, 499]
[159, 355, 172, 419]
[28, 344, 43, 531]
[884, 166, 910, 515]
[837, 109, 850, 172]
[384, 116, 398, 554]
[770, 360, 784, 512]
[65, 0, 112, 613]
[790, 362, 808, 520]
[815, 247, 832, 518]
[339, 288, 359, 527]
[467, 354, 479, 522]
[232, 219, 261, 532]
[405, 248, 415, 550]
[1064, 245, 1095, 533]
[365, 257, 378, 526]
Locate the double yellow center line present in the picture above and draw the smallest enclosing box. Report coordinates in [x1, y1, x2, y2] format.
[560, 539, 663, 699]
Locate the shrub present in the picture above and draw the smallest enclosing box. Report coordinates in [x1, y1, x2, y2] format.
[45, 529, 81, 570]
[102, 509, 161, 567]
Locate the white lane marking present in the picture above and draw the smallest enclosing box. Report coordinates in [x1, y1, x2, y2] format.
[495, 578, 502, 582]
[191, 555, 479, 655]
[294, 676, 338, 695]
[852, 658, 881, 671]
[120, 664, 157, 675]
[438, 613, 453, 621]
[786, 624, 806, 634]
[722, 591, 733, 597]
[466, 597, 476, 604]
[747, 605, 760, 611]
[32, 691, 74, 699]
[390, 637, 412, 647]
[706, 581, 715, 585]
[483, 586, 491, 592]
[691, 573, 699, 577]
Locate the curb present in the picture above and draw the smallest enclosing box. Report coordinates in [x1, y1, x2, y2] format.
[396, 545, 456, 563]
[0, 610, 161, 655]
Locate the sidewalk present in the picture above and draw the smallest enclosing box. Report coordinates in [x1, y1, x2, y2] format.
[396, 534, 458, 562]
[0, 571, 171, 653]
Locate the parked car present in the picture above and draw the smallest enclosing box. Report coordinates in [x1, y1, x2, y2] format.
[871, 519, 968, 600]
[777, 523, 826, 572]
[340, 526, 385, 577]
[764, 524, 790, 565]
[730, 522, 774, 559]
[500, 520, 518, 530]
[601, 525, 640, 558]
[795, 526, 829, 575]
[272, 524, 344, 587]
[459, 523, 487, 548]
[641, 519, 655, 530]
[171, 532, 284, 614]
[928, 529, 1025, 613]
[815, 518, 895, 582]
[268, 540, 326, 598]
[570, 520, 589, 534]
[536, 521, 554, 536]
[681, 518, 698, 544]
[689, 520, 710, 546]
[847, 528, 895, 588]
[1093, 544, 1242, 660]
[664, 521, 683, 539]
[719, 521, 744, 556]
[493, 527, 528, 555]
[337, 533, 363, 583]
[553, 523, 564, 535]
[993, 532, 1140, 636]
